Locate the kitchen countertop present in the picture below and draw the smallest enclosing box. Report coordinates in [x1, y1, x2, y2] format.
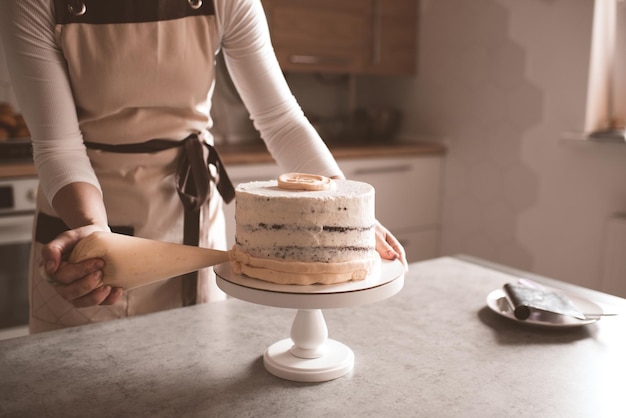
[0, 140, 445, 179]
[0, 160, 37, 179]
[2, 255, 623, 418]
[215, 140, 446, 165]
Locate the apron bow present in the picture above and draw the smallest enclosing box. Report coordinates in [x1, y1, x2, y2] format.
[176, 133, 235, 212]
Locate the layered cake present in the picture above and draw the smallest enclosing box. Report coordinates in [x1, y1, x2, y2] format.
[230, 173, 380, 285]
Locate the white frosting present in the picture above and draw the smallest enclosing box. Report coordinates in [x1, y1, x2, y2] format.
[232, 177, 378, 284]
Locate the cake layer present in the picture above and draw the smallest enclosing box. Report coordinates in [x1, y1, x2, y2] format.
[230, 245, 380, 285]
[234, 179, 374, 227]
[239, 244, 377, 263]
[236, 224, 375, 262]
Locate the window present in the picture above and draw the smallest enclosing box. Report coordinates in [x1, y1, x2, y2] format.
[585, 0, 626, 141]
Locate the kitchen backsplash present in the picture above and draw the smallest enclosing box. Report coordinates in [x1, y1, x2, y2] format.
[0, 41, 369, 145]
[211, 51, 366, 145]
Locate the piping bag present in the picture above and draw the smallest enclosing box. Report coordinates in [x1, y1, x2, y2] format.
[68, 174, 341, 290]
[69, 232, 231, 290]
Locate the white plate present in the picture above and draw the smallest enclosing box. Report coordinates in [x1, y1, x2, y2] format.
[486, 288, 603, 328]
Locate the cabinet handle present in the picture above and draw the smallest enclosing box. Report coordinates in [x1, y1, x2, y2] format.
[289, 55, 351, 66]
[352, 164, 412, 175]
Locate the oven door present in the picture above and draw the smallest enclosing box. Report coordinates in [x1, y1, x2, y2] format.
[0, 213, 33, 329]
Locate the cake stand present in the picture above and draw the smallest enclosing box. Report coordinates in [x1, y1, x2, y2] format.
[214, 259, 405, 382]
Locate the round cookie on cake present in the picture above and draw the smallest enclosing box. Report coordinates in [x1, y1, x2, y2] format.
[229, 173, 380, 285]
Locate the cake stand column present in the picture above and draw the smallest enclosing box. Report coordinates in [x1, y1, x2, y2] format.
[289, 309, 327, 358]
[263, 309, 355, 382]
[214, 260, 405, 383]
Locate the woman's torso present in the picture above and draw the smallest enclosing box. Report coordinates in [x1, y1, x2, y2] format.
[30, 0, 227, 332]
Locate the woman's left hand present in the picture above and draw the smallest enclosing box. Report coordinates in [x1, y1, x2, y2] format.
[375, 220, 408, 271]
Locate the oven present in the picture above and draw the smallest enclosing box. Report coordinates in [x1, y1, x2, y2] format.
[0, 177, 38, 329]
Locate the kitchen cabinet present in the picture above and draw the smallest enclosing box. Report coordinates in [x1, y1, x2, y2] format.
[222, 154, 442, 263]
[339, 155, 442, 262]
[365, 0, 418, 75]
[262, 0, 417, 75]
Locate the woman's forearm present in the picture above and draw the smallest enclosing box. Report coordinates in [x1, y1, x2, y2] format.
[51, 182, 109, 230]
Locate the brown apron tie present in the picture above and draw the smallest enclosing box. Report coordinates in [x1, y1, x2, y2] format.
[84, 133, 235, 305]
[175, 135, 234, 305]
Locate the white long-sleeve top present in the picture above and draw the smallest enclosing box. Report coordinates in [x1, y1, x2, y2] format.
[0, 0, 343, 204]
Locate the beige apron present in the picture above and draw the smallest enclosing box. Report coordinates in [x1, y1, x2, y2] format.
[29, 0, 231, 333]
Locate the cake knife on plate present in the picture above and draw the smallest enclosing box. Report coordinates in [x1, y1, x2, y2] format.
[502, 282, 587, 320]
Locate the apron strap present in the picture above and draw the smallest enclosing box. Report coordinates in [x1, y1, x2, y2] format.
[84, 134, 235, 305]
[175, 134, 234, 305]
[84, 134, 235, 207]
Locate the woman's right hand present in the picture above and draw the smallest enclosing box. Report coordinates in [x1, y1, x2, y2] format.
[41, 225, 123, 308]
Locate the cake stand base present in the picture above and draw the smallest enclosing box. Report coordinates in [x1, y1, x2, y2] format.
[264, 338, 354, 383]
[215, 260, 404, 383]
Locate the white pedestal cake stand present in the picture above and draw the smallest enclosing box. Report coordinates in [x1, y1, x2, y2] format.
[215, 259, 405, 383]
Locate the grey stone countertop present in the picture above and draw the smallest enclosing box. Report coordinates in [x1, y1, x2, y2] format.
[1, 256, 625, 418]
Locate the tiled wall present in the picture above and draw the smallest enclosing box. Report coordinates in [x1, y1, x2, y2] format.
[417, 0, 542, 271]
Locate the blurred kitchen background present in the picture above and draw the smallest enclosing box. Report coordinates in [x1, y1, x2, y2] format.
[1, 0, 626, 336]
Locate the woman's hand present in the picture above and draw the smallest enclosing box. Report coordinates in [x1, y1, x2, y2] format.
[375, 220, 408, 272]
[41, 225, 123, 308]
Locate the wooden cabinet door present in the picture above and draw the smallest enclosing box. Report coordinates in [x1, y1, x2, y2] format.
[365, 0, 418, 75]
[263, 0, 372, 74]
[262, 0, 417, 76]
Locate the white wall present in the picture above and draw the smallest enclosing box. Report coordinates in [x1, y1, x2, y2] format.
[365, 0, 626, 295]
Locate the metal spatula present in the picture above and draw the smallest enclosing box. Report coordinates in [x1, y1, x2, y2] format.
[503, 282, 587, 320]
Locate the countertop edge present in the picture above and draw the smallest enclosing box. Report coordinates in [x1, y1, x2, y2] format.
[0, 141, 446, 179]
[217, 141, 446, 165]
[0, 162, 37, 179]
